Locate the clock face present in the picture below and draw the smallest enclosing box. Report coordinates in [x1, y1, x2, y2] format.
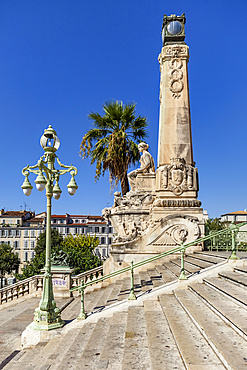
[167, 21, 182, 35]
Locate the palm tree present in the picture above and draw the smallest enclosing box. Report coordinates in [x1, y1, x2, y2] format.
[79, 100, 148, 195]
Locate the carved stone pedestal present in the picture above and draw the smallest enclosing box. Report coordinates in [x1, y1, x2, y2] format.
[50, 265, 73, 298]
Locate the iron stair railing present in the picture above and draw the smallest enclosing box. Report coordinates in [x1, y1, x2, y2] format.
[70, 221, 246, 320]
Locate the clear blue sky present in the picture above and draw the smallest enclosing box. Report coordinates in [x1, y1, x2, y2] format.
[0, 0, 246, 218]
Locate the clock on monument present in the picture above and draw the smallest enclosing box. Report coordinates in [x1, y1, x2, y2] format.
[162, 13, 186, 46]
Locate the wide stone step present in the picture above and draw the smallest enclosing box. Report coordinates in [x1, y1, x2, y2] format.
[190, 252, 226, 264]
[163, 261, 184, 277]
[73, 318, 112, 370]
[29, 333, 65, 369]
[234, 265, 247, 274]
[198, 251, 230, 258]
[144, 299, 184, 369]
[87, 282, 118, 313]
[61, 296, 81, 322]
[159, 294, 224, 369]
[174, 289, 247, 369]
[49, 322, 96, 370]
[203, 277, 247, 307]
[105, 280, 125, 305]
[146, 268, 165, 288]
[121, 305, 152, 370]
[97, 311, 128, 369]
[219, 271, 247, 287]
[155, 264, 177, 283]
[118, 277, 132, 301]
[184, 255, 214, 269]
[171, 258, 201, 274]
[139, 271, 153, 292]
[4, 342, 47, 370]
[189, 282, 247, 338]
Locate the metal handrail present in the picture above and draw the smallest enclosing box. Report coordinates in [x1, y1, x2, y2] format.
[70, 221, 246, 319]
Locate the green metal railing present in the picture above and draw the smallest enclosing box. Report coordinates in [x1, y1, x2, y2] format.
[206, 229, 247, 252]
[70, 222, 246, 320]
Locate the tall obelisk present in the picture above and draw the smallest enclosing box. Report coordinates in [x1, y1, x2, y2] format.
[155, 14, 200, 206]
[103, 14, 204, 275]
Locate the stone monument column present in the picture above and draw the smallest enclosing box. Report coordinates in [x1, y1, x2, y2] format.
[158, 44, 192, 166]
[155, 14, 200, 204]
[102, 14, 205, 275]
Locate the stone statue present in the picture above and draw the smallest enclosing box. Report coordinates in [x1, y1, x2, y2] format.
[128, 142, 155, 191]
[51, 250, 70, 266]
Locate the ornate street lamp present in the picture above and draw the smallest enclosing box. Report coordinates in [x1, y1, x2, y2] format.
[21, 125, 78, 330]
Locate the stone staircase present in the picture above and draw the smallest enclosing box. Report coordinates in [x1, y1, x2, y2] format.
[1, 252, 247, 369]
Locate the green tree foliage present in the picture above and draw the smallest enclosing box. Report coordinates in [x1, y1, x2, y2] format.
[0, 243, 20, 276]
[18, 229, 101, 280]
[18, 229, 63, 280]
[61, 234, 101, 275]
[205, 218, 226, 234]
[204, 218, 226, 250]
[79, 100, 148, 195]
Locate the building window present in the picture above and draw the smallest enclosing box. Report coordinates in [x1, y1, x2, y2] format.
[31, 251, 35, 260]
[16, 229, 20, 237]
[101, 227, 105, 233]
[5, 230, 8, 237]
[24, 230, 28, 237]
[88, 227, 92, 233]
[101, 237, 106, 244]
[102, 248, 106, 256]
[24, 240, 29, 249]
[52, 219, 56, 224]
[30, 230, 35, 237]
[31, 240, 35, 249]
[95, 227, 99, 233]
[24, 251, 29, 261]
[66, 228, 70, 234]
[13, 241, 19, 248]
[108, 238, 112, 245]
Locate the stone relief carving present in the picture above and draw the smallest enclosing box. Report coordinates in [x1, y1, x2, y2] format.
[150, 216, 200, 247]
[160, 157, 198, 196]
[102, 190, 155, 244]
[159, 45, 188, 99]
[153, 199, 201, 208]
[165, 45, 187, 58]
[169, 58, 183, 99]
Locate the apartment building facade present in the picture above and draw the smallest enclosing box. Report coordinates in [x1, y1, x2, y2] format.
[0, 209, 113, 271]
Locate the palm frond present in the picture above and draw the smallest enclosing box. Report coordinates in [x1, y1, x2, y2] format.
[79, 100, 148, 195]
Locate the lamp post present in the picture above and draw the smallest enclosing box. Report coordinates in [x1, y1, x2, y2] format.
[21, 125, 78, 330]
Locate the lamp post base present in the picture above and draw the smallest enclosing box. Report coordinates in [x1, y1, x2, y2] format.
[30, 307, 65, 331]
[31, 271, 65, 330]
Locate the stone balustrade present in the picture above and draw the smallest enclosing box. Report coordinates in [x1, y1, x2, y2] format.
[0, 275, 43, 305]
[0, 265, 103, 305]
[71, 266, 103, 290]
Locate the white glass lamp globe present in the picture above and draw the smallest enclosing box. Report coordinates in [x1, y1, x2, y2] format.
[167, 21, 182, 35]
[36, 183, 46, 192]
[23, 188, 32, 196]
[53, 192, 61, 200]
[68, 187, 76, 196]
